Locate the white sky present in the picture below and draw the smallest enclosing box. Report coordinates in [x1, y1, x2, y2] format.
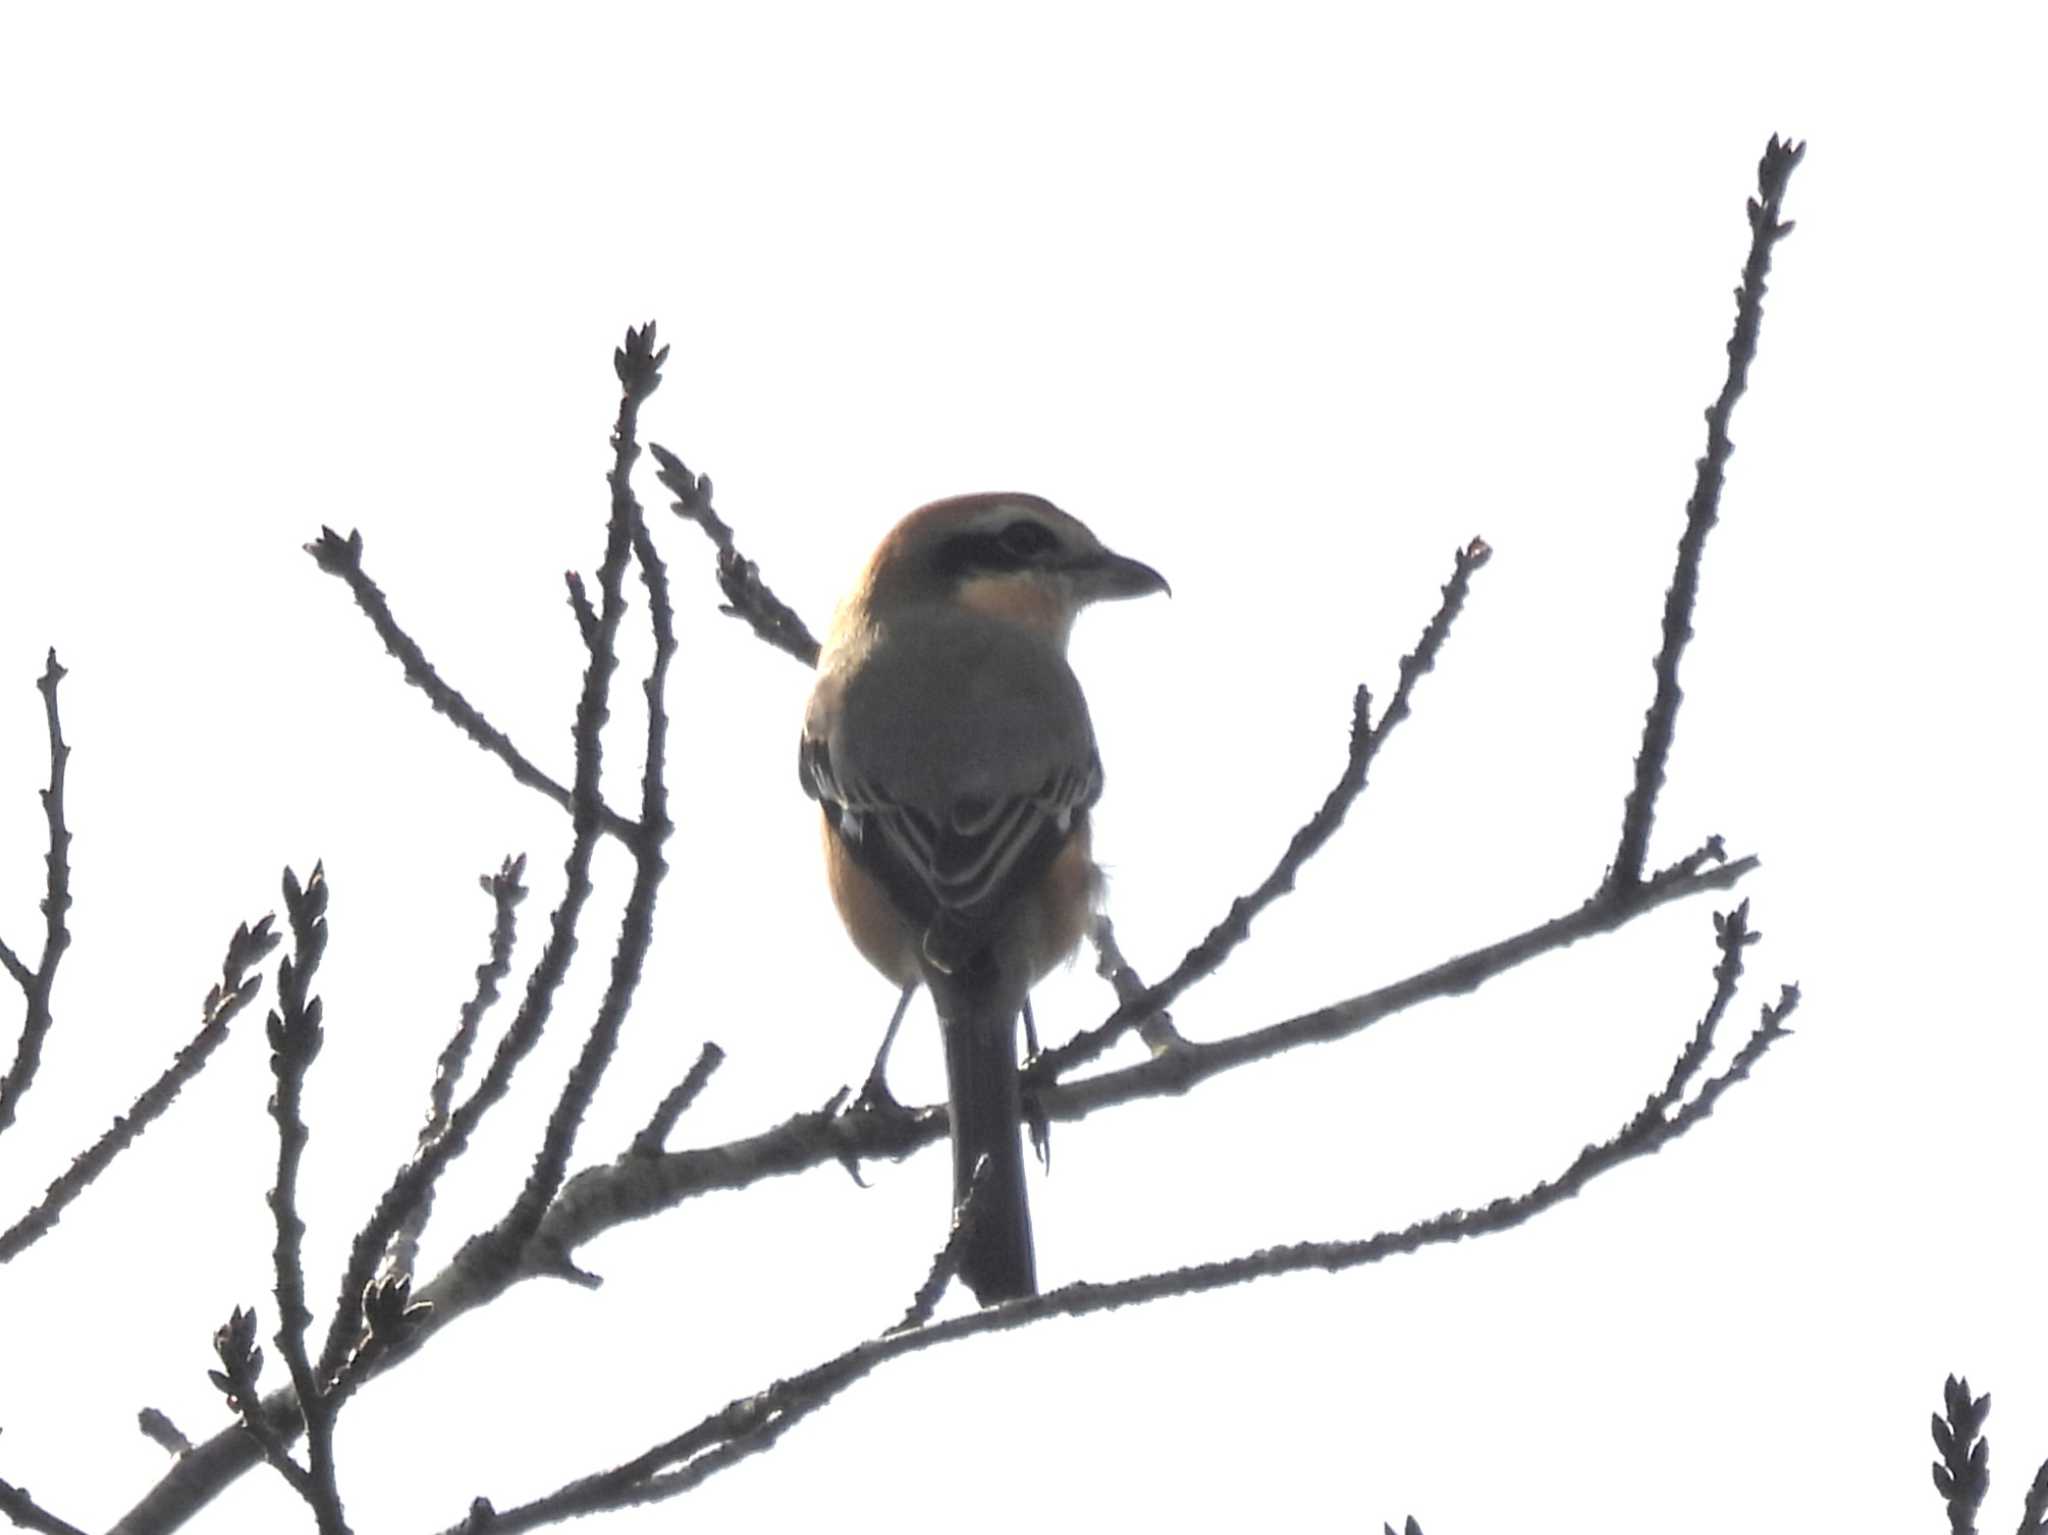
[2, 4, 2044, 1532]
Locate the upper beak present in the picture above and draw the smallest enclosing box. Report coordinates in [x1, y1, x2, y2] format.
[1074, 549, 1171, 602]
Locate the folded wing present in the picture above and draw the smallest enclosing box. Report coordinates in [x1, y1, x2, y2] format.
[801, 735, 1100, 974]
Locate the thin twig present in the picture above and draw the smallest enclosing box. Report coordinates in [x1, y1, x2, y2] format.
[264, 865, 350, 1535]
[0, 1473, 87, 1535]
[305, 530, 642, 847]
[0, 914, 279, 1262]
[1052, 840, 1756, 1121]
[494, 322, 679, 1255]
[389, 856, 529, 1278]
[2020, 1447, 2048, 1534]
[1933, 1374, 1992, 1535]
[1037, 536, 1491, 1082]
[1636, 899, 1758, 1123]
[631, 1043, 726, 1158]
[890, 1157, 990, 1334]
[649, 444, 819, 667]
[0, 651, 75, 1137]
[1610, 135, 1804, 890]
[208, 1305, 307, 1497]
[1087, 914, 1182, 1054]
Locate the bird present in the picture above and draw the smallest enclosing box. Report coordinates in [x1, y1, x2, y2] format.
[799, 493, 1168, 1304]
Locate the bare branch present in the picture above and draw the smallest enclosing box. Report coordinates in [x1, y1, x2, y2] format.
[1087, 914, 1182, 1054]
[389, 855, 529, 1278]
[0, 652, 76, 1136]
[1609, 135, 1805, 889]
[889, 1156, 991, 1335]
[305, 529, 642, 847]
[110, 141, 1810, 1529]
[0, 913, 279, 1262]
[0, 1473, 87, 1535]
[492, 322, 679, 1255]
[2021, 1447, 2048, 1535]
[264, 865, 350, 1535]
[0, 1472, 87, 1535]
[1038, 535, 1492, 1082]
[112, 533, 1761, 1535]
[1933, 1374, 1993, 1535]
[649, 444, 819, 667]
[542, 842, 1754, 1255]
[440, 908, 1795, 1530]
[316, 325, 668, 1382]
[207, 1305, 307, 1499]
[630, 1043, 725, 1158]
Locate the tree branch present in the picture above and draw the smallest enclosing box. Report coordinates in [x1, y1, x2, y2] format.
[649, 444, 819, 666]
[1933, 1373, 1992, 1535]
[630, 1043, 725, 1159]
[390, 856, 529, 1279]
[107, 137, 1810, 1528]
[316, 325, 669, 1380]
[304, 531, 642, 847]
[543, 838, 1758, 1254]
[1609, 134, 1804, 890]
[0, 913, 279, 1262]
[1038, 536, 1490, 1081]
[117, 840, 1756, 1535]
[488, 321, 679, 1261]
[264, 865, 349, 1534]
[0, 1473, 87, 1535]
[437, 906, 1795, 1530]
[0, 651, 76, 1136]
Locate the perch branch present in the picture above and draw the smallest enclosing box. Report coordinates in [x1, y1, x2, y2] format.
[438, 906, 1795, 1530]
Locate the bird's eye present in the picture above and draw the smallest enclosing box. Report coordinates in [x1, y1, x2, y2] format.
[996, 520, 1059, 559]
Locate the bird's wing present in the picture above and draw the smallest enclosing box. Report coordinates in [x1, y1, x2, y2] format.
[801, 728, 1100, 974]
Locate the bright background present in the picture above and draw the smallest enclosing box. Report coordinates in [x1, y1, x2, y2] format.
[2, 5, 2043, 1531]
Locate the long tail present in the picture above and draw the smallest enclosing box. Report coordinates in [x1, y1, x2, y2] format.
[935, 981, 1036, 1304]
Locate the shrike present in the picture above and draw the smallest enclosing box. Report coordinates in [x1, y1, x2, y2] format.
[800, 494, 1167, 1303]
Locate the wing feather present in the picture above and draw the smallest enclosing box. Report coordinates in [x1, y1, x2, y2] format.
[804, 728, 1101, 974]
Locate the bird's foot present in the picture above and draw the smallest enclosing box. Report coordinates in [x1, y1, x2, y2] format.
[852, 1070, 915, 1130]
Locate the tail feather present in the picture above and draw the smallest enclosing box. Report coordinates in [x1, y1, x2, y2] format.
[936, 983, 1036, 1304]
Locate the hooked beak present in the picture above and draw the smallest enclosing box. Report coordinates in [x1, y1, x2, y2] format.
[1072, 548, 1171, 602]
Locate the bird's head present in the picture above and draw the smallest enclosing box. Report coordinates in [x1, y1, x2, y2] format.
[856, 493, 1169, 647]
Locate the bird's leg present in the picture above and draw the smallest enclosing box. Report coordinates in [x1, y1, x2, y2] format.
[855, 981, 919, 1118]
[1021, 997, 1053, 1171]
